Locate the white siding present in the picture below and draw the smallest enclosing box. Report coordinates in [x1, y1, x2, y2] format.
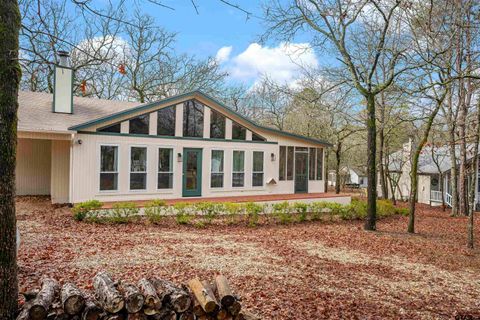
[16, 139, 51, 195]
[51, 140, 70, 203]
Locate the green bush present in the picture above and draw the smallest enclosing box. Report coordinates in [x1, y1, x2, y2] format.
[174, 202, 191, 225]
[293, 202, 308, 222]
[308, 202, 327, 220]
[377, 199, 396, 218]
[110, 202, 139, 223]
[72, 200, 103, 221]
[224, 202, 243, 225]
[144, 199, 166, 224]
[347, 199, 367, 220]
[245, 202, 262, 227]
[272, 201, 292, 224]
[395, 207, 409, 216]
[196, 202, 221, 224]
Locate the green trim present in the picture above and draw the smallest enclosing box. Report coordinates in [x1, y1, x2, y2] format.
[78, 131, 279, 144]
[68, 90, 332, 147]
[182, 148, 202, 197]
[52, 65, 74, 114]
[294, 152, 309, 194]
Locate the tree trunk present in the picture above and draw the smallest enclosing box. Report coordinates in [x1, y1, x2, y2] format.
[93, 271, 124, 314]
[378, 100, 388, 199]
[467, 99, 480, 249]
[29, 278, 59, 320]
[335, 142, 342, 194]
[214, 275, 235, 308]
[118, 282, 144, 314]
[61, 283, 85, 315]
[365, 93, 377, 231]
[149, 279, 191, 313]
[0, 1, 21, 319]
[187, 279, 217, 314]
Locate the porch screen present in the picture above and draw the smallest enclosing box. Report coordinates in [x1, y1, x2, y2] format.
[130, 147, 147, 190]
[100, 145, 118, 191]
[316, 148, 323, 180]
[279, 146, 286, 181]
[309, 148, 316, 180]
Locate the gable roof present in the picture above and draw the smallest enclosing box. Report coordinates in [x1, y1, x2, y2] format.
[18, 90, 332, 147]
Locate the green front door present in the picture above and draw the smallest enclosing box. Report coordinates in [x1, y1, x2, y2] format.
[182, 148, 202, 197]
[295, 152, 308, 193]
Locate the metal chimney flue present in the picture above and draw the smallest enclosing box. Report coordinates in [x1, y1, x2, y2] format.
[58, 50, 70, 67]
[53, 50, 73, 114]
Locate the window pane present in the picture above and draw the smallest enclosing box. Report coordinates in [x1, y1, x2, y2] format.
[316, 148, 323, 180]
[210, 110, 225, 139]
[100, 173, 118, 191]
[252, 133, 265, 141]
[252, 173, 264, 187]
[98, 123, 121, 133]
[131, 147, 147, 172]
[232, 173, 244, 187]
[130, 173, 146, 190]
[158, 173, 173, 189]
[183, 100, 204, 137]
[211, 150, 224, 173]
[211, 173, 224, 188]
[287, 146, 294, 180]
[233, 151, 245, 172]
[279, 146, 286, 181]
[129, 114, 149, 135]
[232, 122, 246, 140]
[158, 148, 172, 172]
[101, 146, 118, 172]
[309, 148, 316, 180]
[157, 106, 176, 136]
[253, 151, 263, 172]
[296, 147, 308, 152]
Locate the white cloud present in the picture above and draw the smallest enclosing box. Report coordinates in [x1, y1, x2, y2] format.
[217, 42, 318, 86]
[215, 46, 232, 64]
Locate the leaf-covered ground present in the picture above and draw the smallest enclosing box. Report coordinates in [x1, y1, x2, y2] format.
[17, 197, 480, 319]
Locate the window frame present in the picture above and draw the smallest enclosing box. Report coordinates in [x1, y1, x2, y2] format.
[287, 146, 294, 181]
[157, 147, 174, 190]
[157, 105, 176, 137]
[231, 122, 247, 140]
[309, 148, 316, 181]
[99, 144, 119, 192]
[279, 146, 286, 181]
[129, 114, 150, 135]
[183, 100, 204, 138]
[252, 151, 264, 187]
[316, 148, 323, 180]
[210, 110, 226, 139]
[129, 145, 148, 191]
[232, 150, 245, 188]
[97, 123, 121, 133]
[210, 149, 224, 188]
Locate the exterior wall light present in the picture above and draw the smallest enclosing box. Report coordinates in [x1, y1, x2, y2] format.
[177, 152, 182, 162]
[271, 153, 276, 161]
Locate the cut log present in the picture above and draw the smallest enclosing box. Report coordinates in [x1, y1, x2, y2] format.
[125, 313, 146, 320]
[93, 271, 124, 314]
[192, 298, 206, 317]
[16, 303, 31, 320]
[137, 278, 161, 314]
[148, 307, 176, 320]
[201, 280, 220, 314]
[102, 314, 125, 320]
[61, 283, 85, 315]
[187, 279, 217, 314]
[117, 282, 144, 313]
[234, 310, 259, 320]
[215, 275, 235, 308]
[227, 301, 241, 317]
[46, 308, 68, 320]
[21, 290, 39, 302]
[149, 278, 191, 313]
[216, 308, 229, 320]
[81, 300, 102, 320]
[29, 278, 59, 320]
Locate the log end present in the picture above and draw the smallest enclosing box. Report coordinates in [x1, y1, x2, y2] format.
[64, 294, 85, 315]
[29, 305, 47, 320]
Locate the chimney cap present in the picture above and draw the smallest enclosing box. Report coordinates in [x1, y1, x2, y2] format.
[58, 50, 70, 57]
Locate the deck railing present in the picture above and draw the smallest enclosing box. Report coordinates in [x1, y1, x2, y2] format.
[430, 190, 442, 202]
[445, 192, 452, 207]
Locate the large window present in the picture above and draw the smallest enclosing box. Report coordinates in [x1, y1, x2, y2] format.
[232, 122, 246, 140]
[98, 123, 120, 133]
[130, 147, 147, 190]
[158, 148, 173, 189]
[287, 146, 294, 180]
[211, 150, 224, 188]
[210, 110, 225, 139]
[157, 106, 176, 136]
[252, 133, 266, 141]
[279, 146, 286, 181]
[309, 148, 316, 180]
[129, 114, 149, 135]
[316, 148, 323, 180]
[183, 100, 204, 137]
[100, 145, 118, 191]
[232, 150, 245, 187]
[252, 151, 264, 187]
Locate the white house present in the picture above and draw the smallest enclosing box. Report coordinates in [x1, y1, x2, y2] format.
[15, 53, 345, 205]
[328, 166, 368, 188]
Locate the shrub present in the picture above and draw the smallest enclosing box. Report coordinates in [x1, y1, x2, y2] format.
[224, 202, 243, 225]
[395, 207, 409, 216]
[348, 199, 367, 220]
[272, 201, 292, 224]
[377, 199, 396, 218]
[245, 202, 262, 227]
[196, 202, 220, 224]
[72, 200, 103, 221]
[308, 202, 327, 220]
[174, 202, 191, 225]
[144, 199, 166, 224]
[110, 202, 139, 223]
[293, 202, 308, 222]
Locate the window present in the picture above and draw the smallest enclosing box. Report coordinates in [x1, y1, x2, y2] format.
[252, 151, 264, 187]
[211, 150, 224, 188]
[316, 148, 323, 180]
[100, 145, 118, 191]
[183, 100, 204, 137]
[252, 133, 266, 141]
[130, 147, 147, 190]
[287, 146, 294, 180]
[279, 146, 286, 181]
[129, 114, 149, 135]
[157, 106, 176, 136]
[232, 150, 245, 187]
[210, 110, 226, 139]
[232, 122, 246, 140]
[98, 123, 120, 133]
[158, 148, 173, 189]
[309, 148, 316, 180]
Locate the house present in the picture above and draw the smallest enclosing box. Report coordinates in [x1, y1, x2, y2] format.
[16, 53, 348, 205]
[328, 166, 368, 188]
[382, 139, 478, 207]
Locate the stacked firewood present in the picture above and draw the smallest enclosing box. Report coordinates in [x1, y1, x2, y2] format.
[16, 272, 258, 320]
